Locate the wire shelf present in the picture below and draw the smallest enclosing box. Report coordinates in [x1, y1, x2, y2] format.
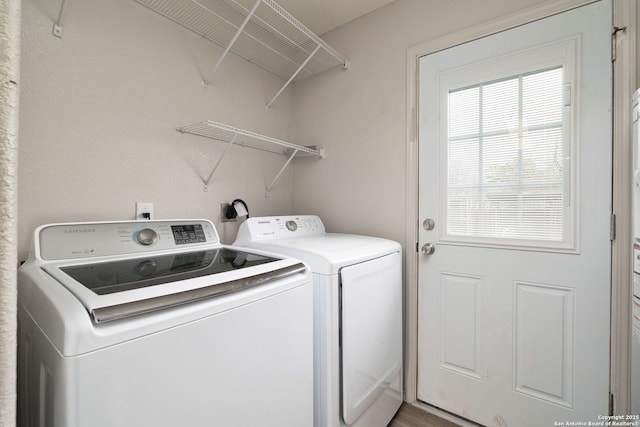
[177, 120, 323, 157]
[177, 120, 324, 191]
[135, 0, 349, 82]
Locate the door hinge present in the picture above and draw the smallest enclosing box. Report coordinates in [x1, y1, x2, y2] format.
[563, 83, 572, 107]
[610, 214, 616, 241]
[612, 26, 627, 62]
[416, 241, 419, 253]
[609, 392, 614, 415]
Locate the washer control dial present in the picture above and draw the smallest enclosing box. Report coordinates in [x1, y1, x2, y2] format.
[285, 220, 298, 232]
[135, 228, 158, 246]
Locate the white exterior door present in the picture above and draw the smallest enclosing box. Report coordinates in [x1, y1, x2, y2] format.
[417, 2, 612, 426]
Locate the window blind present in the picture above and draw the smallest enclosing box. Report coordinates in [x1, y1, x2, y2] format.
[446, 67, 565, 242]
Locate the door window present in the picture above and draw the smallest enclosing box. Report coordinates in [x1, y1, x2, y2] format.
[437, 39, 577, 251]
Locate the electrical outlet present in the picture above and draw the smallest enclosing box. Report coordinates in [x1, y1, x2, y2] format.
[136, 202, 154, 220]
[221, 203, 235, 222]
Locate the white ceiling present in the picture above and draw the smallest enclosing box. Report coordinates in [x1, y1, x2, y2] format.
[274, 0, 397, 35]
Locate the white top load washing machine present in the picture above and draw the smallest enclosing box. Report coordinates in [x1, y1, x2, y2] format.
[18, 219, 313, 427]
[234, 215, 403, 427]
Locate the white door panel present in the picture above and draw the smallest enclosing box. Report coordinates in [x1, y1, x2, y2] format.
[417, 2, 612, 425]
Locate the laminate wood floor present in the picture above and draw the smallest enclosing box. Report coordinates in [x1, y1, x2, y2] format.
[388, 404, 462, 427]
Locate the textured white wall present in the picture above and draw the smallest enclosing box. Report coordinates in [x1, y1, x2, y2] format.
[19, 0, 300, 260]
[0, 0, 20, 425]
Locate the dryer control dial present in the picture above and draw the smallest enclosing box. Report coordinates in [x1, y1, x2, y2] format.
[135, 228, 158, 246]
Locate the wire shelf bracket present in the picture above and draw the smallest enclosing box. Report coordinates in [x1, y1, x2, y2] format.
[205, 0, 262, 85]
[202, 133, 237, 190]
[266, 44, 320, 109]
[265, 148, 297, 195]
[177, 120, 324, 194]
[53, 0, 69, 38]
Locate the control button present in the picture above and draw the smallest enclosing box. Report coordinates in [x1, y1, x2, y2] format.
[286, 220, 298, 232]
[135, 228, 158, 246]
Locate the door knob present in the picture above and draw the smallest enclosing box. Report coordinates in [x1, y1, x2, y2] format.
[421, 243, 435, 255]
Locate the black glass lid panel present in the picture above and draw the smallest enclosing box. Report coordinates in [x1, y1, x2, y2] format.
[59, 248, 280, 295]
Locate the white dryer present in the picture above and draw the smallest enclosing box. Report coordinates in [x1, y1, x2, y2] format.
[234, 215, 403, 427]
[18, 219, 313, 427]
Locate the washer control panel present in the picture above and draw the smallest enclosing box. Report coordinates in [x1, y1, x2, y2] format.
[37, 220, 218, 260]
[234, 215, 326, 244]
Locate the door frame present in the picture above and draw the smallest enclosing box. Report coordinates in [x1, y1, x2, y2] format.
[404, 0, 637, 414]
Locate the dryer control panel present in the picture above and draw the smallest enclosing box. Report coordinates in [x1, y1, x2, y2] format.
[235, 215, 325, 244]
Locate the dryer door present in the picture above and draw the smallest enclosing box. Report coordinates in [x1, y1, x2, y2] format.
[340, 252, 402, 425]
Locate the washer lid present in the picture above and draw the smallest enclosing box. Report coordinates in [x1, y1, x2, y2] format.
[236, 234, 400, 275]
[42, 246, 305, 323]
